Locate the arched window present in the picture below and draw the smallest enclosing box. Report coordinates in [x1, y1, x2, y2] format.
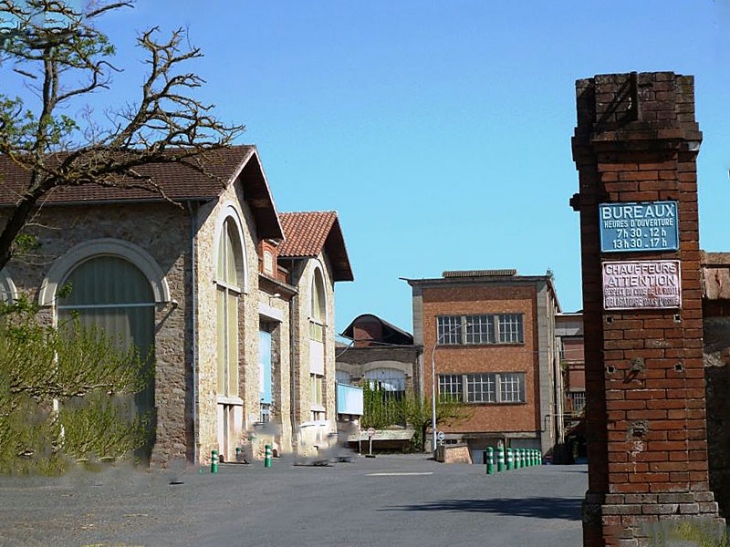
[57, 255, 156, 415]
[310, 268, 326, 342]
[364, 368, 406, 400]
[0, 270, 17, 303]
[216, 217, 243, 397]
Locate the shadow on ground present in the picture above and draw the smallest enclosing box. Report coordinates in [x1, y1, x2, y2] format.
[384, 496, 583, 520]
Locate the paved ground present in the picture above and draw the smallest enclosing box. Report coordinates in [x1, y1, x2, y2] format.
[0, 453, 588, 547]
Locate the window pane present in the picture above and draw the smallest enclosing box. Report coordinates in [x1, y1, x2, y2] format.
[259, 330, 272, 404]
[217, 220, 239, 286]
[438, 374, 463, 402]
[499, 373, 525, 403]
[437, 316, 461, 345]
[465, 315, 495, 344]
[227, 291, 238, 397]
[58, 256, 155, 418]
[498, 314, 523, 343]
[466, 373, 496, 403]
[216, 289, 227, 395]
[62, 256, 153, 305]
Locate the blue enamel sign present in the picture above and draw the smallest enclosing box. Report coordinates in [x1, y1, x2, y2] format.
[599, 201, 679, 253]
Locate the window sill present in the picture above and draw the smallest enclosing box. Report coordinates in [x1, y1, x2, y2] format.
[217, 395, 244, 406]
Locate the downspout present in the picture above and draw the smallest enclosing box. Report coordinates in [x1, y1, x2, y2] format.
[187, 201, 198, 464]
[289, 258, 298, 450]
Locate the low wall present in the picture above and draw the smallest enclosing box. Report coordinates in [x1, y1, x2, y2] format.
[436, 444, 472, 464]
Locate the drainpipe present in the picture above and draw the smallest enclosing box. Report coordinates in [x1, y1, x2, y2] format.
[289, 259, 300, 452]
[187, 201, 198, 464]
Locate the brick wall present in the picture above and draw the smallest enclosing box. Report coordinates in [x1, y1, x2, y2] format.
[572, 72, 723, 546]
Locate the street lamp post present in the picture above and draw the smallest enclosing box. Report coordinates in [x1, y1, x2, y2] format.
[430, 322, 465, 458]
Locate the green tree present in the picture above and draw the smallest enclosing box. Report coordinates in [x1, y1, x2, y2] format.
[402, 395, 471, 453]
[0, 297, 150, 474]
[0, 0, 244, 269]
[361, 381, 405, 430]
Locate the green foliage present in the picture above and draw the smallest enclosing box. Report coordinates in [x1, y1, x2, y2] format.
[645, 519, 730, 547]
[0, 300, 151, 475]
[361, 381, 405, 430]
[402, 395, 472, 453]
[361, 381, 471, 453]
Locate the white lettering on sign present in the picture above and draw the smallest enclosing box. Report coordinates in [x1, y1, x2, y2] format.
[599, 201, 679, 253]
[602, 260, 681, 310]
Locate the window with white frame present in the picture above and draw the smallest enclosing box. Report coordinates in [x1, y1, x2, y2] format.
[216, 218, 242, 397]
[437, 314, 524, 346]
[499, 373, 525, 402]
[465, 315, 495, 344]
[437, 315, 461, 344]
[498, 314, 523, 343]
[439, 372, 526, 404]
[310, 373, 325, 421]
[438, 374, 463, 402]
[466, 373, 496, 403]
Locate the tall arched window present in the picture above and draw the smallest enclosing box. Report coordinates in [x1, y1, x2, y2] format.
[216, 218, 242, 397]
[309, 268, 327, 421]
[57, 256, 155, 415]
[310, 268, 326, 342]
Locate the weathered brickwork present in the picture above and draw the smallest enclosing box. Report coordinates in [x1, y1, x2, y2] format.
[408, 274, 561, 457]
[702, 253, 730, 519]
[572, 72, 724, 546]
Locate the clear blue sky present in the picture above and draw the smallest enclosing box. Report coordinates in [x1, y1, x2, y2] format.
[31, 2, 730, 334]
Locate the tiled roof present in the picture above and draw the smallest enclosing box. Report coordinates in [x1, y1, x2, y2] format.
[0, 145, 254, 204]
[0, 145, 283, 239]
[278, 211, 354, 282]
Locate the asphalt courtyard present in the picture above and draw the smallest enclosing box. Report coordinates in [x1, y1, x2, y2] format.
[0, 454, 588, 547]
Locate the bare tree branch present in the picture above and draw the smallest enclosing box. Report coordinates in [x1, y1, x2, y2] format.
[0, 0, 245, 269]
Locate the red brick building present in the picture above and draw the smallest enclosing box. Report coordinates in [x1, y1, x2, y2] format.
[405, 269, 564, 461]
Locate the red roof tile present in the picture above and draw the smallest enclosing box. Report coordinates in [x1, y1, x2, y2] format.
[279, 211, 354, 282]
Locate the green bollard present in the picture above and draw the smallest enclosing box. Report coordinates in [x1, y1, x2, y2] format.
[264, 444, 272, 468]
[506, 448, 513, 471]
[520, 448, 526, 468]
[486, 447, 494, 475]
[497, 444, 505, 472]
[211, 449, 219, 474]
[533, 449, 538, 466]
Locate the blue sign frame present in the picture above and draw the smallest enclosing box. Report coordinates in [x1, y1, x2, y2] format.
[599, 201, 679, 253]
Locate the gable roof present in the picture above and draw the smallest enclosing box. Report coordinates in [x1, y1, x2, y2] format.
[278, 211, 354, 282]
[0, 145, 283, 239]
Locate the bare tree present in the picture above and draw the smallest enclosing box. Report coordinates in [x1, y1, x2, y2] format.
[0, 0, 244, 269]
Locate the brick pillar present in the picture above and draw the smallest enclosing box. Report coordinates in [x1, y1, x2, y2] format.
[571, 72, 724, 547]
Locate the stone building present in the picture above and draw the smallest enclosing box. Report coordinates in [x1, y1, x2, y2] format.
[336, 314, 422, 449]
[405, 269, 564, 461]
[0, 146, 353, 466]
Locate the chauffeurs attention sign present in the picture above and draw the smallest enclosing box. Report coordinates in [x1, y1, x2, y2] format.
[602, 260, 681, 310]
